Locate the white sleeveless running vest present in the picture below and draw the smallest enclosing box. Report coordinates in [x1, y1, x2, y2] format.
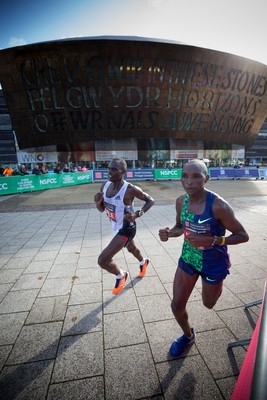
[103, 180, 129, 235]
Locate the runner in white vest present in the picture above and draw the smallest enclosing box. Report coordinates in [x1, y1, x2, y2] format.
[94, 158, 154, 295]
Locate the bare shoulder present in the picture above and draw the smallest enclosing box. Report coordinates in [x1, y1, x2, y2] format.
[176, 194, 186, 206]
[126, 183, 147, 195]
[175, 194, 186, 212]
[213, 194, 233, 215]
[126, 183, 153, 201]
[126, 182, 141, 191]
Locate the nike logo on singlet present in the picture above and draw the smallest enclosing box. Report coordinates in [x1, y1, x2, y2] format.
[198, 217, 212, 224]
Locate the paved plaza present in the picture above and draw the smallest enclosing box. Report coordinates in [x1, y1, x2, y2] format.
[0, 179, 267, 399]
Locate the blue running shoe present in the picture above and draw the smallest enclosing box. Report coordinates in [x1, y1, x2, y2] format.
[169, 328, 196, 357]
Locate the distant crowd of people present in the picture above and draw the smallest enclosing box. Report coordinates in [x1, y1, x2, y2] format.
[53, 163, 88, 174]
[0, 163, 89, 177]
[1, 162, 261, 177]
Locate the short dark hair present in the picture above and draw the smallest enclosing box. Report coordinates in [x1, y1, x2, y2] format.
[183, 159, 208, 176]
[111, 158, 127, 172]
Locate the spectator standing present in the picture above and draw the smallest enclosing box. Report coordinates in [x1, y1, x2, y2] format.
[3, 166, 13, 176]
[19, 165, 29, 175]
[32, 165, 42, 175]
[54, 164, 62, 174]
[40, 164, 48, 174]
[12, 168, 20, 176]
[70, 164, 77, 172]
[63, 164, 70, 173]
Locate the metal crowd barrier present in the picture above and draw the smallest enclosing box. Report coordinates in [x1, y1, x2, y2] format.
[250, 280, 267, 399]
[230, 279, 267, 400]
[0, 167, 264, 196]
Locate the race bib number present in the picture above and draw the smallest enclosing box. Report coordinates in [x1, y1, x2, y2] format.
[105, 202, 116, 222]
[184, 221, 211, 250]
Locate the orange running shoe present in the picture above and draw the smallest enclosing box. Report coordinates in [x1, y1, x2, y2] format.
[112, 272, 128, 295]
[139, 258, 149, 278]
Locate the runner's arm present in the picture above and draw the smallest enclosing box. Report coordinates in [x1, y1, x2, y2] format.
[94, 183, 105, 212]
[126, 184, 155, 216]
[159, 196, 184, 241]
[212, 198, 249, 245]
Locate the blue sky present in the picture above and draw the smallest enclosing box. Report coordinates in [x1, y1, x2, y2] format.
[1, 0, 267, 65]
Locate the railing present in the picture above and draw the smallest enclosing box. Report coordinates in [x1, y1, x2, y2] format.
[250, 280, 267, 399]
[230, 279, 267, 400]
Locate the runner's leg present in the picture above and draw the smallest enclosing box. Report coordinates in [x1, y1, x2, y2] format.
[126, 239, 143, 262]
[98, 234, 127, 275]
[201, 280, 223, 309]
[172, 267, 199, 337]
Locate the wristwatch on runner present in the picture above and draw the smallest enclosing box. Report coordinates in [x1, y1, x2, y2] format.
[136, 209, 144, 217]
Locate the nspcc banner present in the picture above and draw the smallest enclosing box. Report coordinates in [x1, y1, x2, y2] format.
[154, 169, 182, 180]
[0, 171, 93, 196]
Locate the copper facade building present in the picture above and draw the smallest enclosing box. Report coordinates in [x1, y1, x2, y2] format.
[0, 37, 267, 166]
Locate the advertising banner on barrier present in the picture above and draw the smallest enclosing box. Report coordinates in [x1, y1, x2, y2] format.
[209, 168, 235, 179]
[94, 170, 109, 181]
[259, 169, 267, 179]
[129, 169, 154, 180]
[209, 168, 259, 179]
[94, 168, 182, 181]
[234, 168, 259, 179]
[0, 172, 93, 196]
[154, 169, 182, 180]
[93, 169, 155, 181]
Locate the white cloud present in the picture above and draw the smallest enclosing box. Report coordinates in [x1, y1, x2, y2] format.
[8, 37, 27, 48]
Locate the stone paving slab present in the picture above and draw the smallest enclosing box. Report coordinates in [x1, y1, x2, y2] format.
[0, 181, 267, 399]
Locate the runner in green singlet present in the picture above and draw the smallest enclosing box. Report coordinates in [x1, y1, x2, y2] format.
[159, 159, 249, 358]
